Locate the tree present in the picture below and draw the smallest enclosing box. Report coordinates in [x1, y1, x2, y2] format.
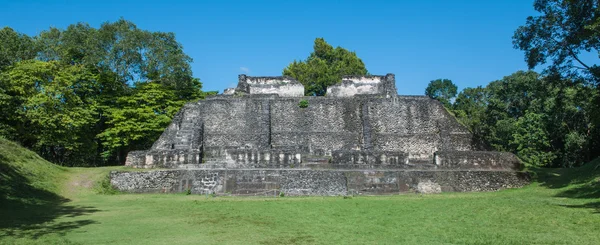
[0, 27, 37, 71]
[0, 20, 205, 166]
[36, 18, 200, 100]
[514, 0, 600, 167]
[511, 112, 557, 167]
[425, 79, 457, 107]
[0, 60, 101, 166]
[513, 0, 600, 83]
[283, 38, 368, 96]
[452, 86, 489, 147]
[97, 82, 186, 163]
[449, 70, 597, 167]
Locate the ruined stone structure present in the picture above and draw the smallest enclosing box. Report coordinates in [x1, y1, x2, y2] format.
[111, 74, 529, 195]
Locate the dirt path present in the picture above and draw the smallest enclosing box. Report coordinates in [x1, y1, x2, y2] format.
[61, 169, 99, 199]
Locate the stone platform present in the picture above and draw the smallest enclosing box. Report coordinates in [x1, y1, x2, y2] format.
[110, 168, 529, 195]
[112, 73, 530, 195]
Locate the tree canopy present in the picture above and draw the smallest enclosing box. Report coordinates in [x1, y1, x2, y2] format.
[0, 19, 205, 166]
[35, 19, 200, 99]
[0, 27, 37, 71]
[425, 79, 457, 107]
[508, 0, 600, 167]
[435, 71, 597, 167]
[283, 38, 368, 96]
[513, 0, 600, 83]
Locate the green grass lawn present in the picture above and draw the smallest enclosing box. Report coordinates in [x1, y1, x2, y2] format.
[1, 138, 599, 245]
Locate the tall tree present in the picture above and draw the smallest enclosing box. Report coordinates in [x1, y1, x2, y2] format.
[513, 1, 600, 166]
[283, 38, 368, 96]
[452, 86, 489, 147]
[0, 60, 101, 166]
[0, 20, 205, 166]
[425, 79, 457, 107]
[449, 70, 596, 167]
[0, 27, 37, 71]
[97, 82, 186, 163]
[513, 0, 600, 83]
[36, 19, 200, 100]
[511, 112, 557, 167]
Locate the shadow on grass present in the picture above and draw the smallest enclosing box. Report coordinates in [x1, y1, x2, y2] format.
[559, 201, 600, 214]
[533, 158, 600, 190]
[532, 158, 600, 214]
[0, 155, 99, 239]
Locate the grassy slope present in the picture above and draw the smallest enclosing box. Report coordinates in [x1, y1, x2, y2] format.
[0, 138, 599, 245]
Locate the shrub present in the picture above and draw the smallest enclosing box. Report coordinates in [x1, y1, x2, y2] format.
[298, 99, 309, 108]
[94, 174, 120, 195]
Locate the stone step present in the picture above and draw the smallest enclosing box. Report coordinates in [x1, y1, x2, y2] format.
[303, 157, 330, 164]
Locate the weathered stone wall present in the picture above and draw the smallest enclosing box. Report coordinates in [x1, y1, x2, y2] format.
[235, 75, 304, 97]
[368, 96, 475, 163]
[111, 169, 530, 195]
[125, 95, 498, 169]
[326, 74, 397, 98]
[270, 97, 363, 156]
[434, 151, 522, 170]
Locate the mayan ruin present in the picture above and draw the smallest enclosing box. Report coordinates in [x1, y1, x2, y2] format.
[111, 74, 530, 195]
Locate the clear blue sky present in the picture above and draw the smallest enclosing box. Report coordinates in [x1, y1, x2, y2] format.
[0, 0, 539, 95]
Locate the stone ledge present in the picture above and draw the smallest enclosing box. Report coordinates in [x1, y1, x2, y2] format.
[434, 151, 522, 170]
[111, 169, 530, 196]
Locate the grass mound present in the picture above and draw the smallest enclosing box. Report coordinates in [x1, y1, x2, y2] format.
[0, 138, 67, 205]
[0, 138, 98, 244]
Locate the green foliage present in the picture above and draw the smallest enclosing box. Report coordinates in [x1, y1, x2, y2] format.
[279, 191, 285, 198]
[94, 174, 120, 195]
[448, 70, 597, 167]
[97, 82, 186, 161]
[0, 19, 204, 166]
[513, 0, 600, 83]
[425, 79, 457, 107]
[513, 1, 600, 168]
[0, 60, 101, 166]
[283, 38, 368, 96]
[36, 19, 199, 98]
[298, 99, 309, 108]
[0, 27, 37, 71]
[511, 112, 556, 166]
[452, 86, 488, 144]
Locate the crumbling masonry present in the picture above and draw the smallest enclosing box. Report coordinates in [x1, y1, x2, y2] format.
[111, 74, 529, 195]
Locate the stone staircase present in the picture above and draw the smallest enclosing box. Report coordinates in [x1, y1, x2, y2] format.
[173, 109, 201, 150]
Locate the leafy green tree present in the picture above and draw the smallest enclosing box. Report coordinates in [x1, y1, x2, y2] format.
[36, 19, 199, 100]
[425, 79, 457, 107]
[0, 27, 37, 71]
[0, 20, 204, 166]
[283, 38, 368, 96]
[486, 71, 542, 119]
[97, 82, 186, 163]
[449, 70, 596, 167]
[0, 60, 101, 166]
[452, 86, 489, 147]
[513, 0, 600, 82]
[514, 1, 600, 161]
[511, 112, 556, 166]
